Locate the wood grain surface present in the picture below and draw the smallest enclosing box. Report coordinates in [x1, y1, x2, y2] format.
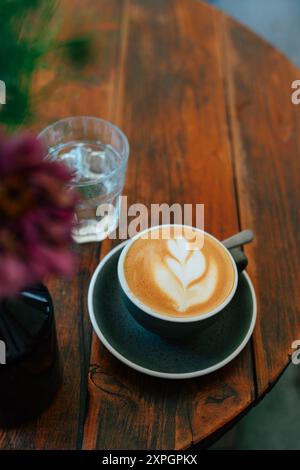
[0, 0, 299, 450]
[219, 15, 300, 397]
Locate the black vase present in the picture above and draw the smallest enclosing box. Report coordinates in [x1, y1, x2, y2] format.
[0, 284, 62, 427]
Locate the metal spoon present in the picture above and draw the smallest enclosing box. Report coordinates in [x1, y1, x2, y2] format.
[222, 229, 254, 250]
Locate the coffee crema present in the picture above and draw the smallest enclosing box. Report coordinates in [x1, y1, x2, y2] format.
[123, 227, 235, 317]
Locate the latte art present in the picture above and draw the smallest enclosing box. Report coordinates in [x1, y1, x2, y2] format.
[155, 238, 218, 312]
[123, 227, 235, 317]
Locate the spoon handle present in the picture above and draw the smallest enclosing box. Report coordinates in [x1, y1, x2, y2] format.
[229, 248, 248, 273]
[222, 229, 254, 250]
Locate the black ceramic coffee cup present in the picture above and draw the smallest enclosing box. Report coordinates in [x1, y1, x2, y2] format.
[118, 225, 248, 338]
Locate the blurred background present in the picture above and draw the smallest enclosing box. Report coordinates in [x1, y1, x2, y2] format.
[207, 0, 300, 67]
[204, 0, 300, 450]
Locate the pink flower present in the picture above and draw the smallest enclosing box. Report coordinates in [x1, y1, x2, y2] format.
[0, 132, 78, 299]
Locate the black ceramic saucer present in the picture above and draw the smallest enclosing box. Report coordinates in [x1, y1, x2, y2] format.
[88, 242, 257, 379]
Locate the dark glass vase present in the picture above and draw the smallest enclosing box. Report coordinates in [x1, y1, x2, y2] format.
[0, 284, 62, 427]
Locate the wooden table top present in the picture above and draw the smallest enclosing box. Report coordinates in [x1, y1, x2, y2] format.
[1, 0, 300, 450]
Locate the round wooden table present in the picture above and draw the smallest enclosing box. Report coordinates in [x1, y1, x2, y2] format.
[1, 0, 299, 450]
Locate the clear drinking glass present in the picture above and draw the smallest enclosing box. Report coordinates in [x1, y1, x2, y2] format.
[39, 117, 129, 243]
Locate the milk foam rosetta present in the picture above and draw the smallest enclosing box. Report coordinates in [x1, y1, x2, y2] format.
[123, 227, 236, 317]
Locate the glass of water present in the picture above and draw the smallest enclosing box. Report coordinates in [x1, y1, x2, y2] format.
[39, 117, 129, 243]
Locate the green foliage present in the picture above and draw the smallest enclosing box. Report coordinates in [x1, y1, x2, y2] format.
[0, 0, 93, 130]
[60, 37, 94, 68]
